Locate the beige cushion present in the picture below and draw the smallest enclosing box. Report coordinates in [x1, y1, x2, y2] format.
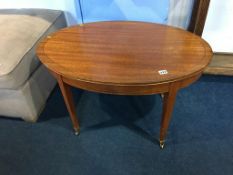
[0, 9, 66, 89]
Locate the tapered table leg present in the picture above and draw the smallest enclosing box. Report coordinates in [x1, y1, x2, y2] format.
[56, 75, 80, 135]
[159, 82, 180, 149]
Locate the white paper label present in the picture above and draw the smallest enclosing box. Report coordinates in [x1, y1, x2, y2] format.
[158, 70, 168, 75]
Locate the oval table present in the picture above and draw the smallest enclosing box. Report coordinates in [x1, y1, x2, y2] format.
[36, 21, 212, 148]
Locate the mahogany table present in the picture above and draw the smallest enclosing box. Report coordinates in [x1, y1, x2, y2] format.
[36, 21, 212, 148]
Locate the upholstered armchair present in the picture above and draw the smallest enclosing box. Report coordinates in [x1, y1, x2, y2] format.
[0, 9, 67, 122]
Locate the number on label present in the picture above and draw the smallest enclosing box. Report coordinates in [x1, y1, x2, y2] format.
[158, 70, 168, 75]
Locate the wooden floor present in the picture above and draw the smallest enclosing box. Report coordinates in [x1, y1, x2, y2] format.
[204, 53, 233, 76]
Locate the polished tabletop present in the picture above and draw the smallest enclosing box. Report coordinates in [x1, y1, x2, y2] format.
[36, 21, 213, 147]
[37, 21, 212, 86]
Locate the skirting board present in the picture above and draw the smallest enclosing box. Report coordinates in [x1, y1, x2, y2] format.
[204, 53, 233, 76]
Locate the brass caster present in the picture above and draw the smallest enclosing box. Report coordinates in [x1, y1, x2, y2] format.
[159, 140, 165, 149]
[74, 128, 80, 136]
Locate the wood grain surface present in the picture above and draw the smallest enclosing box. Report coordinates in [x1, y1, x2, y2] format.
[188, 0, 210, 36]
[37, 21, 212, 87]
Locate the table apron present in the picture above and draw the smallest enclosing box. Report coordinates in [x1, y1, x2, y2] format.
[56, 72, 202, 95]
